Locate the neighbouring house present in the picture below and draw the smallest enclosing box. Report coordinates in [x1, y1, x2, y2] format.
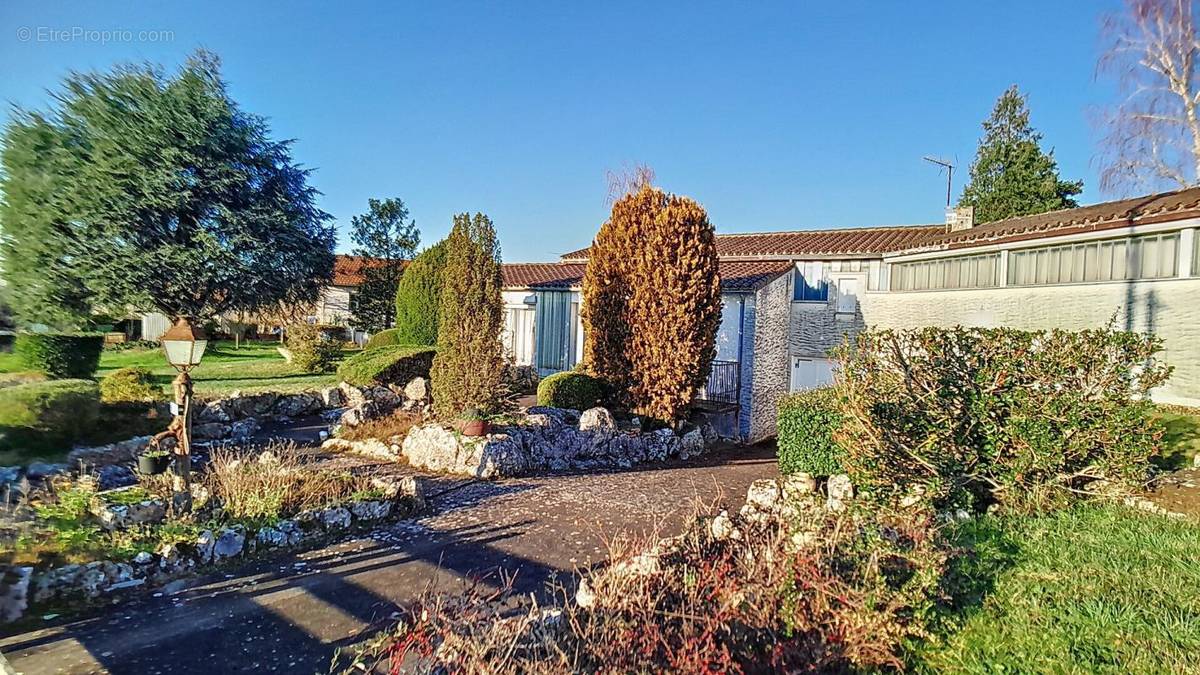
[510, 187, 1200, 443]
[141, 254, 390, 345]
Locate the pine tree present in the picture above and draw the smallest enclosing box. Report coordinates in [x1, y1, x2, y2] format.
[582, 185, 721, 422]
[959, 86, 1083, 223]
[430, 213, 506, 418]
[349, 197, 420, 332]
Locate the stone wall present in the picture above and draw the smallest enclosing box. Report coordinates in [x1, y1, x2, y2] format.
[393, 407, 715, 479]
[748, 274, 792, 443]
[858, 277, 1200, 406]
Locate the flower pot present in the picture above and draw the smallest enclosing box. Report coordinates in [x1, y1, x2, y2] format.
[459, 419, 490, 437]
[137, 454, 171, 475]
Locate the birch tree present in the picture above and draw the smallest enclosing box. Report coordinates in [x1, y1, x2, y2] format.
[1099, 0, 1200, 192]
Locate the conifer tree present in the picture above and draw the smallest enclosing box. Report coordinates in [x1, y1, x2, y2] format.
[959, 86, 1083, 222]
[430, 213, 506, 418]
[393, 239, 448, 346]
[582, 185, 721, 422]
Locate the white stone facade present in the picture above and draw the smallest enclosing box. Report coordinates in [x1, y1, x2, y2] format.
[747, 273, 792, 442]
[858, 277, 1200, 406]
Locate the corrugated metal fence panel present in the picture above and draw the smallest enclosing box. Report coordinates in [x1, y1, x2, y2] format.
[535, 290, 572, 375]
[141, 313, 172, 341]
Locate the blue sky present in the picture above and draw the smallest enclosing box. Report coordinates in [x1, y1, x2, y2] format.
[1, 1, 1122, 261]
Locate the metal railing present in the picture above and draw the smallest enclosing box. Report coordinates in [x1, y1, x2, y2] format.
[698, 359, 740, 407]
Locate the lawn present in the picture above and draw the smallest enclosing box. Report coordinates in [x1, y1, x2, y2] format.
[912, 505, 1200, 674]
[0, 340, 347, 396]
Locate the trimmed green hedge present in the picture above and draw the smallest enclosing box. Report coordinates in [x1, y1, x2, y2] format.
[0, 379, 100, 453]
[337, 345, 436, 387]
[99, 367, 162, 403]
[365, 328, 404, 350]
[393, 240, 448, 347]
[14, 333, 104, 379]
[537, 371, 606, 411]
[777, 387, 844, 477]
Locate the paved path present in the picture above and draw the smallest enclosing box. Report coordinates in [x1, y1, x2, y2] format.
[0, 445, 778, 674]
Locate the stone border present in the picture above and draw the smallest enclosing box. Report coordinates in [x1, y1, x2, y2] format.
[324, 406, 718, 479]
[0, 475, 425, 625]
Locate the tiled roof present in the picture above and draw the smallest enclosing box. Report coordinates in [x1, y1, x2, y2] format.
[908, 186, 1200, 252]
[503, 263, 588, 289]
[332, 255, 397, 286]
[717, 260, 794, 291]
[502, 260, 791, 292]
[559, 224, 942, 262]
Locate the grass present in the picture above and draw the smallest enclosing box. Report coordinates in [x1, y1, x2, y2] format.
[0, 339, 350, 396]
[911, 504, 1200, 674]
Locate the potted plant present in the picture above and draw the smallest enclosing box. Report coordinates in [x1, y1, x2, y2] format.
[457, 407, 490, 437]
[137, 449, 171, 475]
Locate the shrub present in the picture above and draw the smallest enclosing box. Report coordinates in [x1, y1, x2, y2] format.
[337, 345, 436, 387]
[205, 445, 376, 524]
[0, 379, 100, 452]
[336, 410, 422, 443]
[334, 491, 945, 674]
[431, 214, 506, 418]
[536, 371, 606, 411]
[14, 333, 104, 378]
[582, 184, 721, 422]
[835, 325, 1171, 511]
[99, 367, 162, 403]
[777, 387, 843, 476]
[364, 327, 404, 350]
[286, 323, 342, 373]
[394, 239, 449, 347]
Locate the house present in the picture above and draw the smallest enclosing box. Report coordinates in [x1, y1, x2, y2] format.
[141, 254, 389, 344]
[507, 187, 1200, 443]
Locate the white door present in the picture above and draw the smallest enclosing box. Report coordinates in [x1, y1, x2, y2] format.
[790, 357, 834, 392]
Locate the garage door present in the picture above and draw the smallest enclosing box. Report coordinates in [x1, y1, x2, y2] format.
[790, 357, 834, 392]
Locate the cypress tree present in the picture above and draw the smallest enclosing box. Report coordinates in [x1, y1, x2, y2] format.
[582, 185, 721, 422]
[430, 213, 506, 418]
[393, 239, 449, 346]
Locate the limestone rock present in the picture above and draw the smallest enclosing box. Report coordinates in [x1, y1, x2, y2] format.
[403, 377, 429, 402]
[0, 567, 32, 624]
[26, 462, 69, 481]
[320, 507, 352, 530]
[319, 386, 344, 408]
[350, 500, 391, 521]
[827, 474, 854, 502]
[745, 479, 782, 513]
[579, 407, 616, 434]
[709, 510, 740, 541]
[781, 473, 817, 500]
[194, 529, 216, 564]
[213, 527, 246, 559]
[96, 465, 137, 491]
[574, 578, 596, 609]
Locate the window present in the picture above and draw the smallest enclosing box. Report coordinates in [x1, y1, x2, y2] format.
[793, 262, 830, 302]
[1008, 232, 1178, 286]
[834, 277, 859, 312]
[888, 253, 1000, 291]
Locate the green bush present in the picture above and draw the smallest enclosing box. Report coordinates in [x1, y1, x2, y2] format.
[337, 345, 436, 387]
[537, 371, 607, 411]
[393, 240, 448, 347]
[286, 323, 342, 373]
[835, 325, 1172, 511]
[14, 333, 104, 379]
[365, 328, 404, 350]
[99, 367, 162, 403]
[0, 379, 100, 452]
[777, 388, 843, 476]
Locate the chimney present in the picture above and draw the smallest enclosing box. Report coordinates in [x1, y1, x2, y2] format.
[946, 206, 974, 232]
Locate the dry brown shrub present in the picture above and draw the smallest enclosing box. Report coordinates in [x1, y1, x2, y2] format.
[334, 497, 947, 674]
[336, 410, 423, 443]
[205, 444, 377, 522]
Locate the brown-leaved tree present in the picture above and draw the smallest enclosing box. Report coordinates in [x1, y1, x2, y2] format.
[582, 185, 721, 422]
[431, 213, 506, 418]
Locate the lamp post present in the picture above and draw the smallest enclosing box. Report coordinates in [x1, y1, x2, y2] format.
[160, 318, 208, 513]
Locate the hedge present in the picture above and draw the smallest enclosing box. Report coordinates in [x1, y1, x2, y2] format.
[287, 323, 343, 374]
[337, 345, 436, 387]
[393, 240, 448, 347]
[365, 328, 404, 350]
[537, 371, 607, 411]
[99, 367, 162, 403]
[776, 387, 844, 477]
[14, 333, 104, 379]
[0, 379, 100, 453]
[835, 325, 1171, 511]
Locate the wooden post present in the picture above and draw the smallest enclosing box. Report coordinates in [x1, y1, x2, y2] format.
[172, 370, 194, 513]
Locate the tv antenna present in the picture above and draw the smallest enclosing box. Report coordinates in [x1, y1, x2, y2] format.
[922, 156, 955, 207]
